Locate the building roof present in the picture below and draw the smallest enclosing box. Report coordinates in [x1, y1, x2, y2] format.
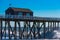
[8, 7, 33, 13]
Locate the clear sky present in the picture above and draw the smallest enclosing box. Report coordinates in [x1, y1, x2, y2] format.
[0, 0, 60, 17]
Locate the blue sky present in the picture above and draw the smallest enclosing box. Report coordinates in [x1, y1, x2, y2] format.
[0, 0, 60, 17]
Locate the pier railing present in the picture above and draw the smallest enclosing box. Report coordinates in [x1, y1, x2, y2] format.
[0, 15, 60, 21]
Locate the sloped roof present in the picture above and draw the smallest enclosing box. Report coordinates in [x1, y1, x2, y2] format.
[9, 7, 33, 13]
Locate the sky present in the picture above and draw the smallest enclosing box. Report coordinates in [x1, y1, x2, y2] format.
[0, 0, 60, 17]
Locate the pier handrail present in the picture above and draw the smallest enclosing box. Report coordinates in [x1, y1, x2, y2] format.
[0, 15, 60, 21]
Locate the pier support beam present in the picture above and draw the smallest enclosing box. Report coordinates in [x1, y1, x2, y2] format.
[43, 22, 46, 39]
[0, 20, 2, 40]
[14, 21, 17, 40]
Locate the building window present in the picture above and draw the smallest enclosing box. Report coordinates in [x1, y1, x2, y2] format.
[26, 13, 30, 16]
[6, 13, 11, 18]
[18, 12, 22, 16]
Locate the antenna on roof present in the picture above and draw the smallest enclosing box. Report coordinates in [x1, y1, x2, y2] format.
[9, 4, 12, 7]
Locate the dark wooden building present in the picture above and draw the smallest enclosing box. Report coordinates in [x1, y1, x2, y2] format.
[5, 7, 33, 16]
